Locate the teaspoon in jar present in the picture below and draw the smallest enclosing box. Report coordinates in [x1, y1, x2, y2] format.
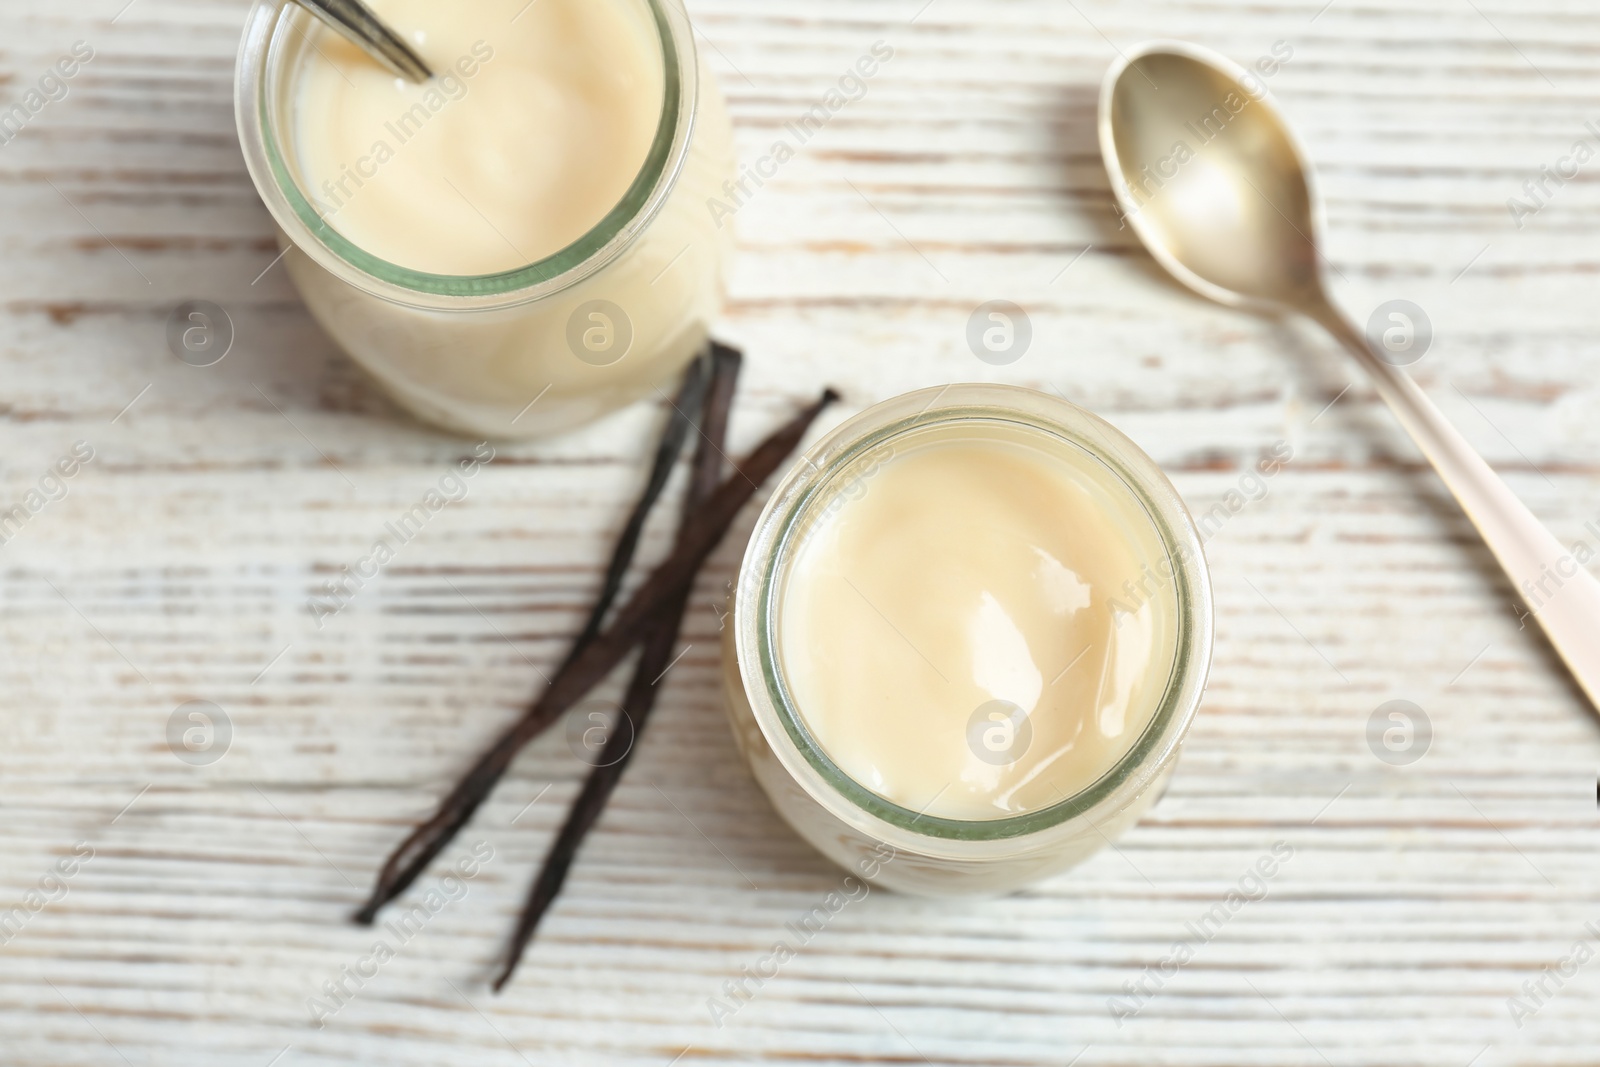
[1099, 40, 1600, 713]
[292, 0, 432, 82]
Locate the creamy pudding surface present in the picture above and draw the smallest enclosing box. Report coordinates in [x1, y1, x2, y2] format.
[291, 0, 664, 275]
[778, 425, 1180, 822]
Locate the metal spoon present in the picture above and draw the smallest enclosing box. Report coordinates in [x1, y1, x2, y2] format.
[292, 0, 432, 82]
[1099, 40, 1600, 712]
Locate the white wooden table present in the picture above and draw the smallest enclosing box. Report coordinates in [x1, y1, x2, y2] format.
[3, 0, 1598, 1064]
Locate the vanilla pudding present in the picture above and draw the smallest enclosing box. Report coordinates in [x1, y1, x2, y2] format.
[724, 385, 1212, 895]
[294, 0, 663, 275]
[779, 425, 1177, 822]
[235, 0, 735, 438]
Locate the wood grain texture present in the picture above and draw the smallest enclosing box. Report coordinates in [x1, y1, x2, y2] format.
[2, 0, 1599, 1064]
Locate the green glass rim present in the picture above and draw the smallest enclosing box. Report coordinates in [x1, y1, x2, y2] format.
[754, 403, 1203, 842]
[257, 0, 683, 299]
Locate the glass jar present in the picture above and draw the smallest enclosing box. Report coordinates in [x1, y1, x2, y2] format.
[234, 0, 734, 439]
[723, 384, 1214, 896]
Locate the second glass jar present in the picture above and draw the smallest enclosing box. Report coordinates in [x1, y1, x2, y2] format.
[723, 385, 1214, 896]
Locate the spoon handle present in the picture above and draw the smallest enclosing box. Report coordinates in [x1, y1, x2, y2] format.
[1311, 302, 1600, 711]
[292, 0, 432, 83]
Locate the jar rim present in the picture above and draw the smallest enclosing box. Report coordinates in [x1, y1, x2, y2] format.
[733, 384, 1215, 851]
[232, 0, 698, 311]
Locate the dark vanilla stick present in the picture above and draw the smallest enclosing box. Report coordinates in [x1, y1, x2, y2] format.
[567, 356, 711, 657]
[351, 356, 708, 924]
[354, 380, 839, 923]
[492, 343, 742, 991]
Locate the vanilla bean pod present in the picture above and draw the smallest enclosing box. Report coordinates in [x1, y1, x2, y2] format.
[355, 378, 838, 924]
[352, 357, 710, 922]
[492, 343, 742, 991]
[567, 355, 712, 657]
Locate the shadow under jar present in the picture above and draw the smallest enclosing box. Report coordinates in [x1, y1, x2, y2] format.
[724, 385, 1214, 896]
[235, 0, 734, 439]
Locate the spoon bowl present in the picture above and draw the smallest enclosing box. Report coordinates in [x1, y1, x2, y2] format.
[1099, 40, 1600, 715]
[1101, 43, 1321, 311]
